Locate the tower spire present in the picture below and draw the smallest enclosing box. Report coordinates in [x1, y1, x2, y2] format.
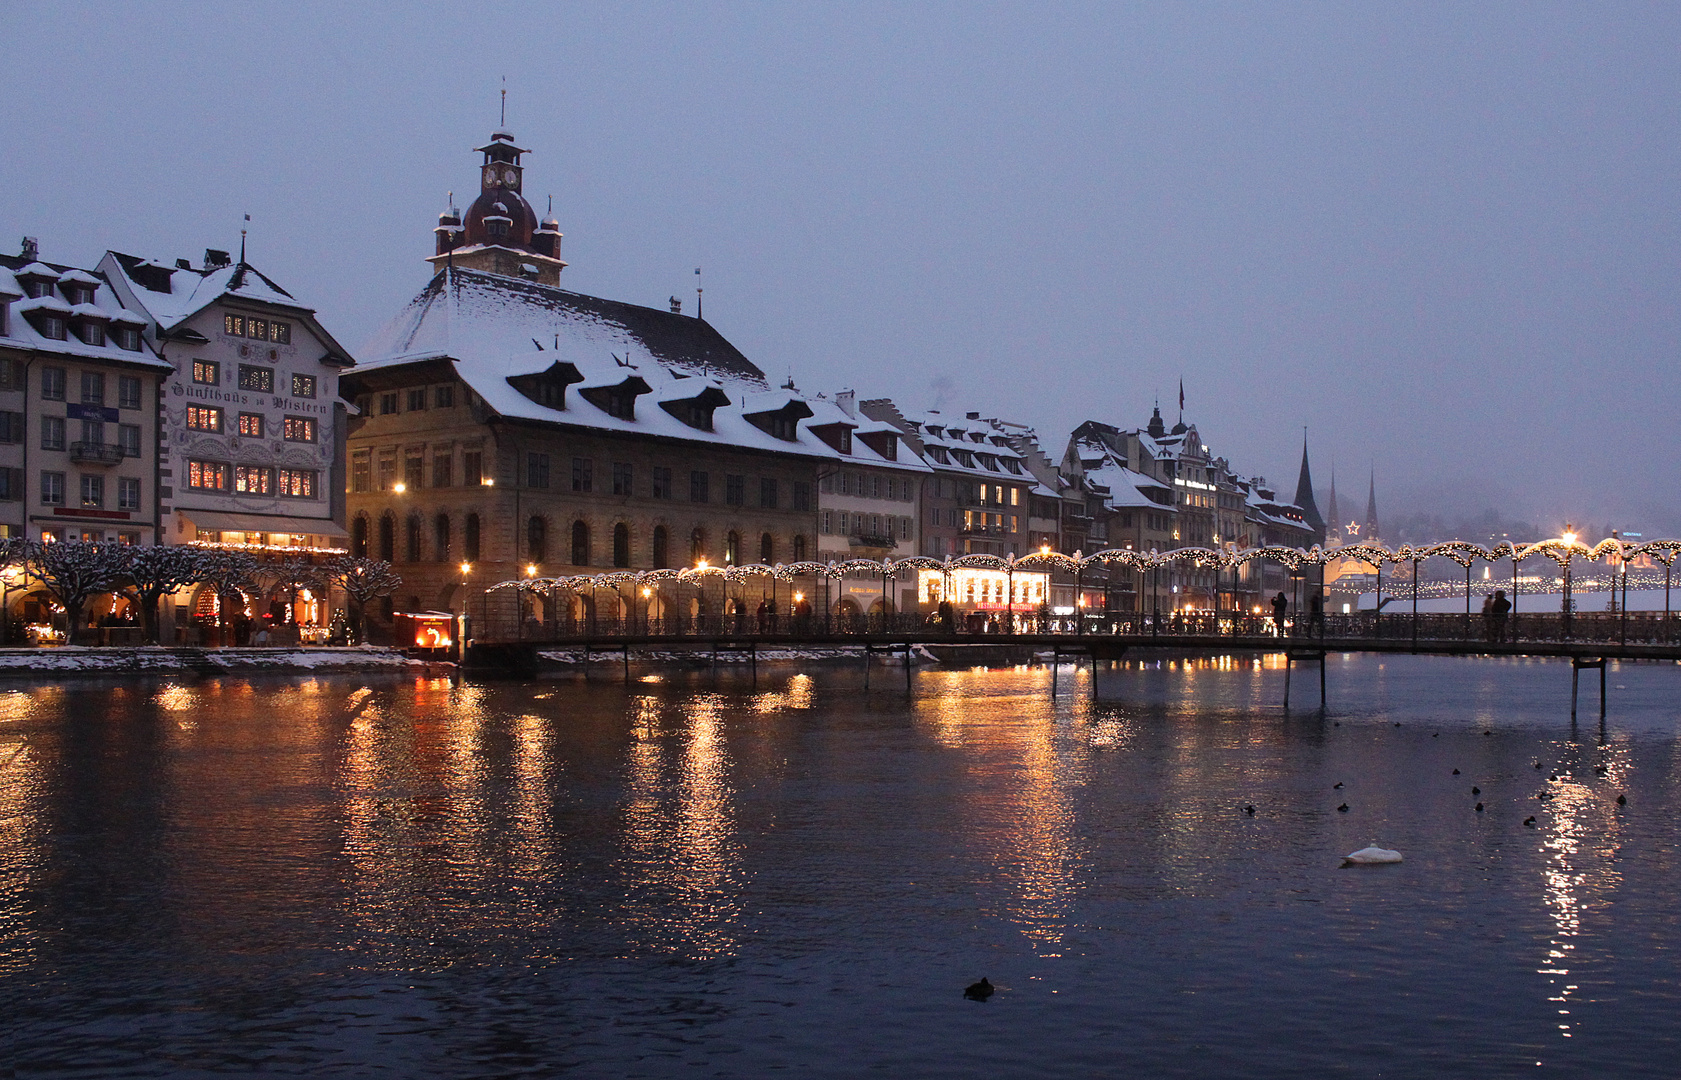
[500, 77, 506, 126]
[1365, 468, 1380, 541]
[1325, 463, 1341, 543]
[1293, 429, 1325, 542]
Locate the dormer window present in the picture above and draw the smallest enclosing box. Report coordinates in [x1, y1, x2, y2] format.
[744, 398, 815, 442]
[18, 297, 71, 341]
[16, 264, 59, 300]
[79, 321, 104, 347]
[579, 375, 652, 421]
[507, 362, 585, 411]
[807, 421, 854, 454]
[660, 384, 732, 432]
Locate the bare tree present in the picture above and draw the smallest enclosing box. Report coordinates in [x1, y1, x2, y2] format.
[256, 560, 327, 642]
[0, 536, 30, 644]
[323, 557, 402, 644]
[27, 541, 132, 645]
[194, 552, 260, 646]
[122, 545, 212, 645]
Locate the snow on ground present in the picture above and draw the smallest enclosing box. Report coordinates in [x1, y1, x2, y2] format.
[0, 647, 428, 677]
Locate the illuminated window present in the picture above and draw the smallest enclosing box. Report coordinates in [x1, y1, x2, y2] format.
[282, 416, 316, 442]
[235, 466, 271, 495]
[238, 365, 273, 392]
[80, 474, 103, 508]
[224, 314, 244, 336]
[246, 318, 269, 341]
[277, 469, 316, 498]
[187, 460, 229, 491]
[186, 405, 222, 432]
[292, 373, 316, 398]
[192, 360, 220, 385]
[270, 321, 290, 345]
[238, 413, 263, 437]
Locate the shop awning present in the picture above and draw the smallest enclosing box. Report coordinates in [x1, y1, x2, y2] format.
[178, 509, 349, 540]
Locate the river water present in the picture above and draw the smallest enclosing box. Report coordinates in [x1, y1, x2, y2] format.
[1, 654, 1678, 1078]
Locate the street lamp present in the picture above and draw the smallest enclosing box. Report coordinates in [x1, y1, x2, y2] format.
[1, 565, 25, 646]
[1561, 528, 1577, 639]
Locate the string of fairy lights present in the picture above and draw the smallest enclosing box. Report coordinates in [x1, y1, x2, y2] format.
[485, 537, 1681, 598]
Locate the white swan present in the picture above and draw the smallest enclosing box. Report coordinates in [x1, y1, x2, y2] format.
[1342, 845, 1403, 866]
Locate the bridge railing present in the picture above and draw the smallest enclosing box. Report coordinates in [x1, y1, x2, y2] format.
[472, 607, 1681, 648]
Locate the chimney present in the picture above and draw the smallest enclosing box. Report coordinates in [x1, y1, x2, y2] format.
[175, 259, 192, 270]
[836, 389, 857, 418]
[204, 249, 231, 269]
[966, 411, 980, 420]
[20, 237, 38, 261]
[669, 297, 682, 314]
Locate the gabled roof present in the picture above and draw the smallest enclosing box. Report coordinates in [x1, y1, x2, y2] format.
[105, 251, 307, 330]
[359, 267, 766, 388]
[100, 251, 354, 366]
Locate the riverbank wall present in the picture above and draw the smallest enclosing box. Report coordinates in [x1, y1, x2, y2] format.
[0, 647, 441, 678]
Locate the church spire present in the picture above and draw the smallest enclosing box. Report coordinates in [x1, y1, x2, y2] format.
[1293, 431, 1326, 542]
[1325, 466, 1341, 544]
[1364, 469, 1381, 541]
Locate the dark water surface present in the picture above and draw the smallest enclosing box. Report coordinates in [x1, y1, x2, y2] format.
[2, 654, 1679, 1078]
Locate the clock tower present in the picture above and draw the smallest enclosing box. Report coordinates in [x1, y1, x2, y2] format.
[428, 128, 568, 284]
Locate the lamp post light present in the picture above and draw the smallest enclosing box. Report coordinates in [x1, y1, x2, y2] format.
[1561, 529, 1577, 640]
[0, 566, 25, 647]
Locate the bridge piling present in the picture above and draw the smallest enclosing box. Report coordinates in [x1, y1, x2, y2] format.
[623, 645, 630, 685]
[1572, 657, 1608, 720]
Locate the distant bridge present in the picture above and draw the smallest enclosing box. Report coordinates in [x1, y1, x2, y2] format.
[473, 537, 1681, 640]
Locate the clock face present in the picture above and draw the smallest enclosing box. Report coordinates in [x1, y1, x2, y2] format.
[502, 168, 519, 189]
[483, 165, 499, 187]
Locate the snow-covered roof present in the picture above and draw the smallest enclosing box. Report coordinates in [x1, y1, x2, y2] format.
[0, 256, 172, 370]
[353, 268, 931, 474]
[892, 407, 1057, 495]
[16, 294, 72, 316]
[104, 251, 309, 331]
[361, 267, 766, 387]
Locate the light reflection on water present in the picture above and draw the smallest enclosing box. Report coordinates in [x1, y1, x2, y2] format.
[0, 655, 1679, 1077]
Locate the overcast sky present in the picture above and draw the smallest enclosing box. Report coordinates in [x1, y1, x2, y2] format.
[4, 2, 1676, 535]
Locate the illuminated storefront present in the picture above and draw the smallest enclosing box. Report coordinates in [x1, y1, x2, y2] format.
[918, 567, 1050, 612]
